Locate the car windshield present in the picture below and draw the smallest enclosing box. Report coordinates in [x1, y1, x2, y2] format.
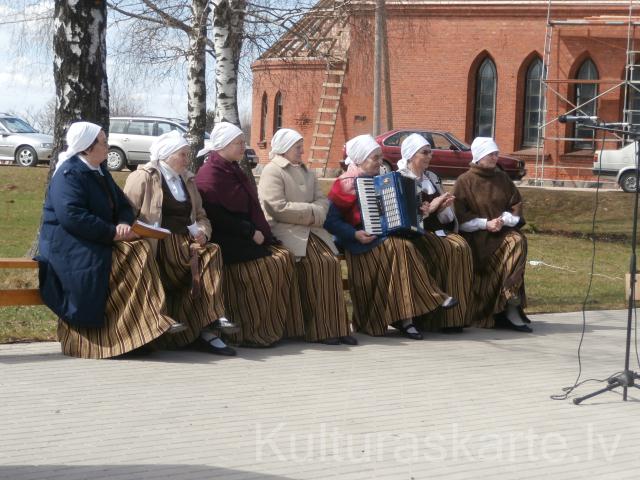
[0, 117, 37, 133]
[445, 132, 470, 151]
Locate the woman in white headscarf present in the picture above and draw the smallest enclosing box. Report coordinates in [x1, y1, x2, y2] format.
[123, 130, 237, 356]
[324, 134, 458, 340]
[195, 122, 304, 347]
[37, 121, 179, 359]
[258, 128, 356, 345]
[453, 137, 531, 332]
[397, 134, 473, 333]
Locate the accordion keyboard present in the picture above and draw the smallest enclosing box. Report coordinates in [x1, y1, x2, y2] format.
[355, 177, 383, 235]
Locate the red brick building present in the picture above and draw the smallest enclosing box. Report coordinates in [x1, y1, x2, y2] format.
[251, 0, 639, 181]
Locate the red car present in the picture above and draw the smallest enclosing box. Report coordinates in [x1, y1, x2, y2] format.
[343, 129, 526, 180]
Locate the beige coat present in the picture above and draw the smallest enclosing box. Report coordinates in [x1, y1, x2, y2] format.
[258, 155, 337, 257]
[123, 161, 212, 253]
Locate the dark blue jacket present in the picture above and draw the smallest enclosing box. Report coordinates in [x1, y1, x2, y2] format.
[323, 202, 385, 255]
[35, 156, 135, 328]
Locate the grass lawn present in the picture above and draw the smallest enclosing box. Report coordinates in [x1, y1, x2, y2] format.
[0, 165, 634, 342]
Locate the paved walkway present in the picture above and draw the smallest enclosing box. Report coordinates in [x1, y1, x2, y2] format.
[1, 310, 639, 480]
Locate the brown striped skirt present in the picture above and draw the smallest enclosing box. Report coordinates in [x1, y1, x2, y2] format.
[154, 234, 226, 348]
[296, 234, 350, 342]
[414, 232, 474, 330]
[346, 236, 447, 336]
[471, 230, 528, 328]
[222, 245, 304, 346]
[57, 240, 175, 359]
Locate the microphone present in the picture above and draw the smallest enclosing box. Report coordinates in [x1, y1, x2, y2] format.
[558, 114, 599, 123]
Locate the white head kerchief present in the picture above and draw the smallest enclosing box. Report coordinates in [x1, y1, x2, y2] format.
[270, 128, 303, 159]
[196, 122, 244, 158]
[397, 134, 431, 170]
[471, 137, 499, 164]
[55, 121, 102, 172]
[345, 134, 380, 165]
[150, 130, 189, 162]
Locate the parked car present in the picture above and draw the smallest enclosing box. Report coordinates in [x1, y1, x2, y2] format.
[0, 113, 53, 167]
[343, 129, 526, 180]
[592, 142, 638, 192]
[107, 116, 255, 171]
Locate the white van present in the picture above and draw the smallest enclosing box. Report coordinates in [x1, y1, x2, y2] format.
[592, 142, 639, 192]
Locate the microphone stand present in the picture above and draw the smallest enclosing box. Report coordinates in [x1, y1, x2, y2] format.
[566, 121, 640, 404]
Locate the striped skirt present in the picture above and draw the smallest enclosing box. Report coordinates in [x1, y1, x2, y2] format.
[58, 240, 174, 359]
[296, 234, 350, 342]
[471, 230, 528, 328]
[415, 232, 473, 330]
[223, 245, 304, 346]
[155, 234, 226, 348]
[346, 236, 447, 336]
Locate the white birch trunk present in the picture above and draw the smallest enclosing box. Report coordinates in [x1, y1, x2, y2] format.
[52, 0, 109, 174]
[188, 0, 209, 170]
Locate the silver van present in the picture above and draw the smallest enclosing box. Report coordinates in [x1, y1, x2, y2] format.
[107, 116, 189, 171]
[0, 113, 53, 167]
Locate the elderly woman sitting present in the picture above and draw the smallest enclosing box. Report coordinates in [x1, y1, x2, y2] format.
[37, 121, 178, 358]
[124, 130, 237, 356]
[195, 122, 304, 347]
[397, 134, 473, 333]
[453, 137, 531, 332]
[324, 134, 458, 340]
[258, 128, 356, 345]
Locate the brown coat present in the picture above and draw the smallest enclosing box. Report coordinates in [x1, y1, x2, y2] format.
[453, 165, 524, 269]
[123, 161, 212, 253]
[258, 155, 337, 257]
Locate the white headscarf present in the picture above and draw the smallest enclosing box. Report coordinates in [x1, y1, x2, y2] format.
[55, 121, 102, 172]
[270, 128, 303, 159]
[150, 130, 189, 162]
[345, 134, 380, 165]
[196, 122, 244, 158]
[397, 133, 431, 170]
[471, 137, 499, 164]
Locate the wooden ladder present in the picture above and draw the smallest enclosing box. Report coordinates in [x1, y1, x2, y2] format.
[307, 61, 347, 176]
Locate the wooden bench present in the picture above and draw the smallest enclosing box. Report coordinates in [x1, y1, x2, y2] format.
[0, 255, 347, 307]
[0, 258, 42, 306]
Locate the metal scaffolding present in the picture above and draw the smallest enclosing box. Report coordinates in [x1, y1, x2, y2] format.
[534, 0, 640, 184]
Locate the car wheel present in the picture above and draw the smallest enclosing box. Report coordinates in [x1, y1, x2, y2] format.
[15, 146, 38, 167]
[380, 160, 393, 174]
[619, 171, 639, 193]
[106, 148, 126, 171]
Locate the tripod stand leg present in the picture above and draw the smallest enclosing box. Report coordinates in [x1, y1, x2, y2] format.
[573, 382, 619, 405]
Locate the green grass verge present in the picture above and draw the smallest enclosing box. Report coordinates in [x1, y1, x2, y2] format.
[0, 166, 634, 342]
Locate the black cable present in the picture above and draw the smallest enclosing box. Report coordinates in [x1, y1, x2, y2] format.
[551, 129, 607, 401]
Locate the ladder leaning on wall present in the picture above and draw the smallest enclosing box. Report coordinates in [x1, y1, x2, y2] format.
[307, 61, 347, 177]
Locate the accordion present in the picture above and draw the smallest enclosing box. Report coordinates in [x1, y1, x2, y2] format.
[355, 172, 424, 236]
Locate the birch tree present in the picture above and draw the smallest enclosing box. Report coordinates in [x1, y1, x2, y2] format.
[52, 0, 109, 174]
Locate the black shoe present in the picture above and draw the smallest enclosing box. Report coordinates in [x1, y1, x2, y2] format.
[392, 321, 423, 340]
[208, 317, 240, 333]
[517, 306, 531, 324]
[193, 337, 237, 356]
[441, 297, 459, 310]
[167, 322, 188, 334]
[320, 337, 341, 345]
[511, 323, 533, 333]
[441, 326, 464, 334]
[494, 312, 533, 333]
[339, 335, 358, 345]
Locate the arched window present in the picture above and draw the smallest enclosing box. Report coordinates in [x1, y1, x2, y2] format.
[474, 58, 497, 138]
[522, 58, 543, 147]
[273, 92, 283, 133]
[574, 59, 599, 149]
[259, 93, 268, 142]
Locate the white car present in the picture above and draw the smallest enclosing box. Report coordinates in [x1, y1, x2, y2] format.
[0, 113, 53, 167]
[592, 142, 639, 192]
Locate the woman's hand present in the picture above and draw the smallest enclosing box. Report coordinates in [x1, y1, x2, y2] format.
[252, 230, 265, 245]
[354, 230, 377, 244]
[419, 201, 431, 216]
[192, 230, 207, 247]
[486, 217, 504, 232]
[438, 192, 455, 211]
[113, 223, 139, 241]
